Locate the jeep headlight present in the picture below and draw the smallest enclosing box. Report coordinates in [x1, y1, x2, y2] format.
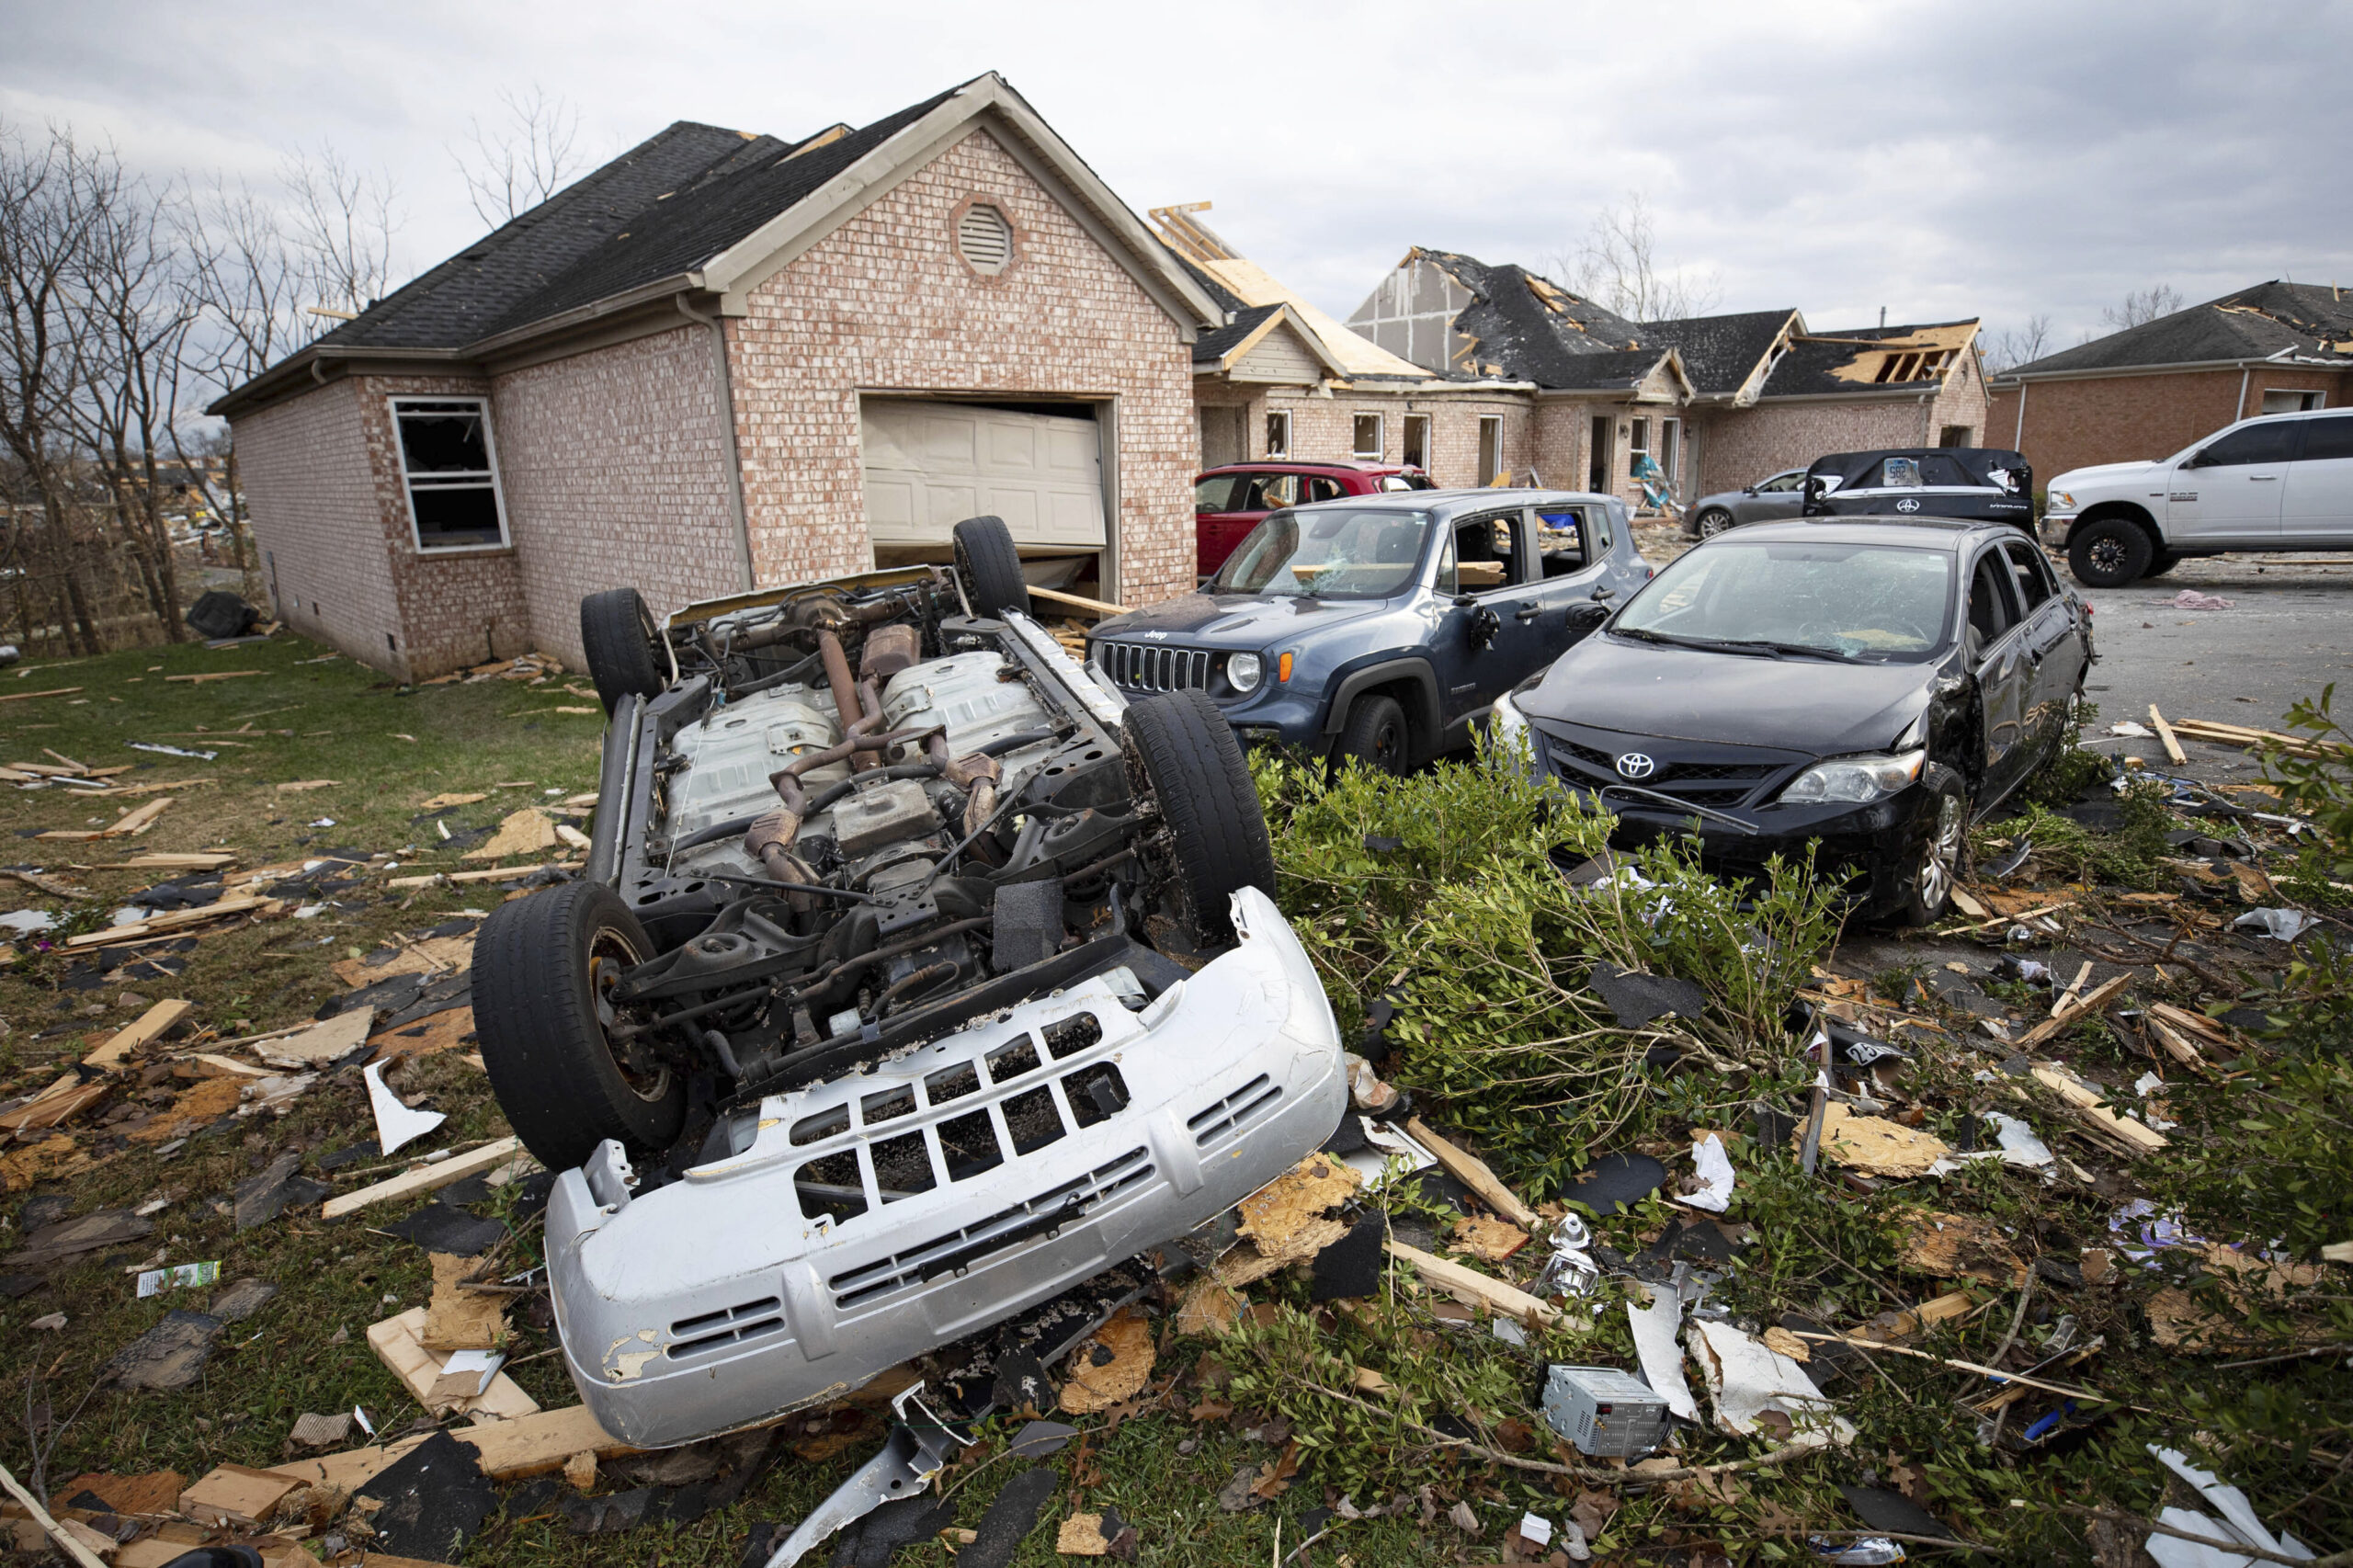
[1779, 748, 1926, 805]
[1226, 652, 1263, 694]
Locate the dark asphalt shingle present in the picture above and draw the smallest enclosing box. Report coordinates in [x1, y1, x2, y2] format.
[2006, 280, 2353, 377]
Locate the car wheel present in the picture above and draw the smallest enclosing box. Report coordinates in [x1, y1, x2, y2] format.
[2066, 517, 2153, 588]
[1695, 507, 1735, 539]
[2143, 551, 2181, 579]
[1336, 693, 1411, 777]
[952, 515, 1030, 618]
[1121, 688, 1277, 949]
[1894, 764, 1970, 928]
[579, 587, 666, 715]
[473, 880, 686, 1170]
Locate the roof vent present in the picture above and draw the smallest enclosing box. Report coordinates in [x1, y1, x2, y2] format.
[957, 205, 1013, 276]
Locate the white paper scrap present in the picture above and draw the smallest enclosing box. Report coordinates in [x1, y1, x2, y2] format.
[2144, 1446, 2313, 1567]
[1678, 1132, 1733, 1212]
[1688, 1318, 1854, 1448]
[1626, 1283, 1699, 1420]
[362, 1058, 446, 1154]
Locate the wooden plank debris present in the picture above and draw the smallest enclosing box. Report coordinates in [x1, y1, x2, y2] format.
[1026, 585, 1131, 618]
[0, 687, 83, 703]
[2147, 705, 2188, 766]
[163, 670, 265, 684]
[37, 796, 175, 841]
[386, 861, 576, 889]
[63, 894, 270, 949]
[1386, 1239, 1562, 1326]
[2030, 1065, 2168, 1153]
[1403, 1117, 1540, 1227]
[178, 1463, 304, 1528]
[321, 1136, 524, 1220]
[2010, 974, 2131, 1051]
[367, 1306, 539, 1421]
[85, 1000, 195, 1069]
[102, 852, 236, 871]
[0, 1458, 108, 1568]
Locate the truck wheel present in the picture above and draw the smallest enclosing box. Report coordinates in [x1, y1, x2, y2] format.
[474, 881, 686, 1170]
[1336, 694, 1411, 777]
[952, 515, 1030, 618]
[1694, 507, 1735, 540]
[1892, 764, 1970, 928]
[2066, 517, 2153, 588]
[580, 588, 665, 714]
[1122, 688, 1276, 948]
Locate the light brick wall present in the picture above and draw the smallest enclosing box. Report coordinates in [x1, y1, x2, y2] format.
[1246, 387, 1537, 489]
[491, 324, 745, 669]
[1988, 366, 2351, 485]
[727, 128, 1199, 609]
[236, 379, 405, 669]
[1688, 396, 1940, 498]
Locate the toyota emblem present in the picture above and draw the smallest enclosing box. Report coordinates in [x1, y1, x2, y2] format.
[1894, 497, 1921, 513]
[1615, 753, 1655, 780]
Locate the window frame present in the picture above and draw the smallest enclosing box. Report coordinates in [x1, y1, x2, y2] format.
[2260, 389, 2326, 415]
[388, 395, 511, 554]
[1352, 412, 1385, 460]
[1476, 415, 1503, 484]
[1628, 416, 1650, 463]
[1265, 409, 1291, 459]
[1401, 412, 1431, 469]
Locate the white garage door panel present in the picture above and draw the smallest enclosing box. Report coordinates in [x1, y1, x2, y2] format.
[863, 401, 1105, 549]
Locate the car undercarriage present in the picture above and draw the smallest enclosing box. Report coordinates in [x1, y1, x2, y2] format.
[470, 517, 1343, 1450]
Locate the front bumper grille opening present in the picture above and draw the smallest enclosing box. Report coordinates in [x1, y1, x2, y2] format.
[1002, 1085, 1068, 1154]
[926, 1062, 983, 1104]
[986, 1037, 1044, 1083]
[667, 1296, 788, 1361]
[793, 1150, 868, 1223]
[828, 1147, 1154, 1309]
[1063, 1063, 1131, 1130]
[939, 1108, 1006, 1182]
[1040, 1012, 1103, 1060]
[1188, 1074, 1281, 1148]
[870, 1131, 938, 1204]
[1099, 642, 1211, 694]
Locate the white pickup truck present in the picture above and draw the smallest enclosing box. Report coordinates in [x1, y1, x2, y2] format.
[2044, 408, 2353, 586]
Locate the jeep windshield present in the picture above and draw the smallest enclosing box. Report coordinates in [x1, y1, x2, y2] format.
[1208, 506, 1431, 598]
[1615, 540, 1954, 663]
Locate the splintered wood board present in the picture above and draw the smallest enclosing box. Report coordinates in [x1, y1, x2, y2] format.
[365, 1307, 538, 1421]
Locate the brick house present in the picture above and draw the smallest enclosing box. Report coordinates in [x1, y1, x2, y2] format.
[212, 74, 1224, 680]
[1336, 247, 1991, 508]
[1985, 281, 2353, 484]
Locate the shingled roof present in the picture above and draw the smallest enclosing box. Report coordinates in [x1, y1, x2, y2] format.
[216, 74, 1222, 415]
[1639, 309, 1798, 398]
[1760, 320, 1980, 399]
[1409, 250, 1648, 383]
[2001, 281, 2353, 379]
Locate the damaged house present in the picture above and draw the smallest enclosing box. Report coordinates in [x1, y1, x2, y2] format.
[1987, 279, 2353, 483]
[1331, 247, 1991, 506]
[211, 74, 1227, 680]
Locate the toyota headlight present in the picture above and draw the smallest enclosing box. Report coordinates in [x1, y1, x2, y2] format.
[1226, 652, 1264, 693]
[1779, 748, 1926, 805]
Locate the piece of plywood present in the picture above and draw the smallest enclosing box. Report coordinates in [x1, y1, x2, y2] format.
[268, 1437, 430, 1493]
[448, 1403, 641, 1481]
[2029, 1066, 2168, 1152]
[420, 1254, 508, 1351]
[322, 1137, 523, 1220]
[365, 1307, 538, 1421]
[252, 1008, 374, 1069]
[1056, 1306, 1154, 1415]
[85, 1000, 195, 1070]
[1805, 1103, 1950, 1177]
[1898, 1211, 2029, 1287]
[1386, 1240, 1562, 1327]
[461, 808, 559, 862]
[179, 1462, 304, 1528]
[1403, 1118, 1540, 1227]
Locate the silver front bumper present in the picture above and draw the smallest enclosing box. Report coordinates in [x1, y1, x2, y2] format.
[544, 886, 1344, 1449]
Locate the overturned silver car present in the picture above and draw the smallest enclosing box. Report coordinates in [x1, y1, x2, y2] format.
[472, 517, 1344, 1449]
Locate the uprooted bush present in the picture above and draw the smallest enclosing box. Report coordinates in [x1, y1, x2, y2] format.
[1255, 743, 1847, 1193]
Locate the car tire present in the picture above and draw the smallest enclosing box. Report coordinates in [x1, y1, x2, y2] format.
[580, 587, 665, 715]
[2066, 517, 2154, 588]
[1335, 694, 1411, 777]
[473, 880, 686, 1170]
[952, 515, 1030, 618]
[2143, 551, 2181, 579]
[1121, 688, 1277, 948]
[1694, 507, 1735, 540]
[1893, 764, 1970, 928]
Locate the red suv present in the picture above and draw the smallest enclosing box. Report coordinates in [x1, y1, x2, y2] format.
[1194, 460, 1436, 575]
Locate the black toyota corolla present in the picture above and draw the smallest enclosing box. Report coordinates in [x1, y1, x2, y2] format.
[1491, 517, 2094, 924]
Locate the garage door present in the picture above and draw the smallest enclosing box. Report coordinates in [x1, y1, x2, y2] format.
[861, 401, 1106, 551]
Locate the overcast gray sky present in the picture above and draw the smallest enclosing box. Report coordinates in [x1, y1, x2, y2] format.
[5, 0, 2349, 347]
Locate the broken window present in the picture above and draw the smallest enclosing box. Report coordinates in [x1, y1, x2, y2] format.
[1266, 410, 1291, 458]
[2261, 389, 2325, 415]
[1196, 474, 1245, 513]
[2002, 540, 2053, 611]
[1479, 415, 1503, 485]
[1938, 425, 1972, 449]
[1353, 414, 1383, 459]
[391, 398, 508, 551]
[1403, 413, 1430, 469]
[1658, 418, 1679, 484]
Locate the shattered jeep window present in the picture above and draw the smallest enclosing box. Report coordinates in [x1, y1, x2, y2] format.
[1617, 541, 1953, 663]
[1209, 507, 1431, 599]
[794, 1151, 868, 1223]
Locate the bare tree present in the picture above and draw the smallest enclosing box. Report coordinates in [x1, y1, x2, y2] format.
[2102, 285, 2184, 332]
[1982, 313, 2053, 372]
[283, 142, 400, 315]
[1547, 193, 1723, 324]
[453, 85, 585, 227]
[174, 174, 311, 593]
[0, 119, 108, 653]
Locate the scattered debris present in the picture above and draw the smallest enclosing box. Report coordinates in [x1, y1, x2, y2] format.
[1679, 1131, 1736, 1210]
[1688, 1318, 1855, 1448]
[1057, 1307, 1154, 1415]
[2143, 1444, 2315, 1565]
[361, 1057, 446, 1153]
[134, 1260, 219, 1297]
[1900, 1211, 2029, 1287]
[1540, 1364, 1669, 1457]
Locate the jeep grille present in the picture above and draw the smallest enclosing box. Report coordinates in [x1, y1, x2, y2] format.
[1097, 642, 1210, 694]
